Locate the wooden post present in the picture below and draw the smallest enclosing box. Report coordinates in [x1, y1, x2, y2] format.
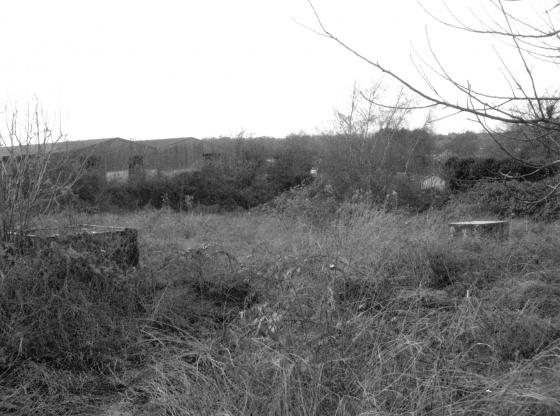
[449, 220, 510, 241]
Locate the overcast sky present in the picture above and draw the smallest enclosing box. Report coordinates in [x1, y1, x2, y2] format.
[1, 0, 559, 140]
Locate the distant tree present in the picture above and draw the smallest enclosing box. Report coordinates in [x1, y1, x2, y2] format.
[443, 132, 481, 157]
[375, 128, 435, 174]
[317, 84, 436, 199]
[270, 135, 315, 189]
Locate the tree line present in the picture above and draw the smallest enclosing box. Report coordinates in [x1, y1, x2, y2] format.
[70, 126, 558, 212]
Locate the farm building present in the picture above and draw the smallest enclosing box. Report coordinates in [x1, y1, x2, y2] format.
[0, 137, 204, 182]
[67, 138, 159, 182]
[138, 137, 203, 176]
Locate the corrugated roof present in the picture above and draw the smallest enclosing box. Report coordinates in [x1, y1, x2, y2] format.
[137, 137, 200, 149]
[0, 137, 125, 157]
[0, 137, 160, 157]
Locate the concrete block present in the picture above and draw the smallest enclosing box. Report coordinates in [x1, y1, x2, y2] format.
[449, 220, 510, 241]
[22, 224, 139, 269]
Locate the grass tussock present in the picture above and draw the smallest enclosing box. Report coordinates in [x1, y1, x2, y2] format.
[2, 205, 560, 415]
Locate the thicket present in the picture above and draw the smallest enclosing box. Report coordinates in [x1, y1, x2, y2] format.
[317, 129, 435, 200]
[450, 175, 560, 221]
[68, 132, 560, 217]
[444, 157, 559, 191]
[72, 139, 315, 211]
[441, 157, 560, 220]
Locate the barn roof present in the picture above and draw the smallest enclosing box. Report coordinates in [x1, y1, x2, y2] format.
[137, 137, 200, 149]
[0, 137, 164, 158]
[0, 137, 129, 158]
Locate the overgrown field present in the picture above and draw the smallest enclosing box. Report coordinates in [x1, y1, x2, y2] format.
[2, 205, 560, 415]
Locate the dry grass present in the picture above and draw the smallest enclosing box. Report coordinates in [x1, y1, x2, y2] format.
[2, 206, 560, 415]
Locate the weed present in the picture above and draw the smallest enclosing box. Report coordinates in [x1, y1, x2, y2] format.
[478, 309, 560, 361]
[3, 204, 560, 415]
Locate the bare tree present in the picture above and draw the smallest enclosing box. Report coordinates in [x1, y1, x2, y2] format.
[320, 82, 435, 200]
[0, 101, 82, 246]
[308, 0, 560, 175]
[334, 82, 413, 138]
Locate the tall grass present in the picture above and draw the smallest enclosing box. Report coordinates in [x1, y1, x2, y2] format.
[2, 205, 560, 415]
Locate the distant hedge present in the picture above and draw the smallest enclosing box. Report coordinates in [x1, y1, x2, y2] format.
[444, 157, 559, 191]
[71, 160, 313, 212]
[451, 176, 560, 221]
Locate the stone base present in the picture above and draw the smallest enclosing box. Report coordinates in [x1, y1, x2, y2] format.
[22, 225, 139, 269]
[449, 220, 510, 241]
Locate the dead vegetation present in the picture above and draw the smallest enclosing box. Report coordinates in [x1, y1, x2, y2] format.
[1, 206, 560, 415]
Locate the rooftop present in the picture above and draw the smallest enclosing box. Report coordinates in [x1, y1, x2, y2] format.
[0, 136, 201, 157]
[136, 137, 200, 149]
[0, 137, 124, 157]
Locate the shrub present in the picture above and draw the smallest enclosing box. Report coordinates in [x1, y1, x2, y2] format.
[72, 160, 312, 212]
[0, 104, 80, 244]
[72, 174, 104, 205]
[318, 130, 435, 200]
[451, 177, 560, 220]
[444, 157, 559, 191]
[270, 180, 339, 227]
[387, 173, 442, 212]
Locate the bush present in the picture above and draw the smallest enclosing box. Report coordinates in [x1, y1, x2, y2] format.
[317, 130, 435, 200]
[72, 159, 312, 212]
[444, 157, 559, 191]
[451, 176, 560, 220]
[72, 174, 104, 205]
[270, 180, 339, 227]
[387, 173, 446, 212]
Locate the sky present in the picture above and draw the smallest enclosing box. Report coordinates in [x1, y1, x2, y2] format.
[1, 0, 559, 140]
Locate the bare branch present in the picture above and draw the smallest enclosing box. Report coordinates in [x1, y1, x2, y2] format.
[419, 0, 560, 39]
[307, 1, 560, 128]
